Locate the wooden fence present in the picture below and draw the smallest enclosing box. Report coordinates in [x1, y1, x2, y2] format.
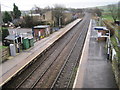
[1, 47, 10, 62]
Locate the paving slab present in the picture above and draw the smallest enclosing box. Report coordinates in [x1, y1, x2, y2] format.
[73, 19, 118, 88]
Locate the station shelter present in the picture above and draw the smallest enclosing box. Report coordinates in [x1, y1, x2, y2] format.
[94, 26, 109, 41]
[33, 25, 50, 41]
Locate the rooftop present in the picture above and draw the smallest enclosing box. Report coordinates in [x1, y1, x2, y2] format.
[94, 26, 108, 31]
[34, 25, 49, 29]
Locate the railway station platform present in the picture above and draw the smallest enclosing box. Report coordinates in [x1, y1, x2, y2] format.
[0, 19, 81, 87]
[73, 20, 118, 88]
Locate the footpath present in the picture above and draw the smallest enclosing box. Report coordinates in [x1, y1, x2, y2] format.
[73, 19, 118, 88]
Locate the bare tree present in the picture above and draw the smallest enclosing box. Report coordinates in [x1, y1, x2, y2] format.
[107, 4, 118, 22]
[53, 4, 66, 27]
[93, 7, 102, 17]
[31, 5, 42, 15]
[44, 6, 52, 12]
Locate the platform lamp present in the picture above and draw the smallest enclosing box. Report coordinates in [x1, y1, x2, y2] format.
[59, 16, 62, 28]
[107, 29, 111, 60]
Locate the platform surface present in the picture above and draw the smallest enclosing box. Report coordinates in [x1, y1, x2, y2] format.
[73, 20, 118, 88]
[0, 19, 81, 87]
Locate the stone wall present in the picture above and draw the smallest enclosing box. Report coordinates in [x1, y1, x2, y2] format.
[1, 47, 10, 62]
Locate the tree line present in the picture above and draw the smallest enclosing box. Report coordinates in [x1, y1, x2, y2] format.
[2, 4, 83, 28]
[2, 3, 21, 23]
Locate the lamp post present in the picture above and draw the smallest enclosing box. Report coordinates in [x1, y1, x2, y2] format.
[107, 29, 111, 60]
[15, 27, 21, 53]
[59, 16, 62, 28]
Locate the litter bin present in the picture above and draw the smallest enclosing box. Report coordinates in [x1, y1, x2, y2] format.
[23, 38, 29, 49]
[9, 44, 16, 56]
[29, 38, 34, 47]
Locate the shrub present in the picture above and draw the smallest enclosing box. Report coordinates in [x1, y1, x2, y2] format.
[1, 27, 9, 45]
[103, 20, 115, 36]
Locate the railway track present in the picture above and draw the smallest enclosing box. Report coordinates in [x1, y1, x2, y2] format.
[3, 13, 91, 89]
[32, 15, 91, 88]
[51, 19, 90, 88]
[3, 17, 81, 89]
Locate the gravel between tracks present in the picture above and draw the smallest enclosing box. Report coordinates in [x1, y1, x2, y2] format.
[3, 18, 81, 88]
[3, 13, 91, 89]
[33, 14, 91, 88]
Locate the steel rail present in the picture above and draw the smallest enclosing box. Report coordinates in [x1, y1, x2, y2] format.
[31, 19, 89, 89]
[30, 20, 84, 89]
[15, 21, 82, 89]
[51, 19, 90, 89]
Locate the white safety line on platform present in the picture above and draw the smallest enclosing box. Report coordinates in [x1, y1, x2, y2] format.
[0, 19, 81, 87]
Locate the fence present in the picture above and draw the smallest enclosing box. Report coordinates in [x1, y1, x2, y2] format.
[1, 47, 10, 62]
[111, 47, 120, 89]
[103, 20, 120, 89]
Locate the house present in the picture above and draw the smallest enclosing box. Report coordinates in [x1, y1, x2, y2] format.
[21, 9, 84, 29]
[42, 11, 54, 25]
[27, 10, 76, 26]
[64, 11, 73, 22]
[29, 14, 42, 22]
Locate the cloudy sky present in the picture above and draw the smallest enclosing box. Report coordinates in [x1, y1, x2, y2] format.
[1, 0, 119, 11]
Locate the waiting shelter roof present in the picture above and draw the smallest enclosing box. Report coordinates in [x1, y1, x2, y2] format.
[34, 25, 49, 29]
[94, 26, 108, 31]
[5, 35, 17, 41]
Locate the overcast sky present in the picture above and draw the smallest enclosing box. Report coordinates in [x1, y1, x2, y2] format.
[1, 0, 119, 11]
